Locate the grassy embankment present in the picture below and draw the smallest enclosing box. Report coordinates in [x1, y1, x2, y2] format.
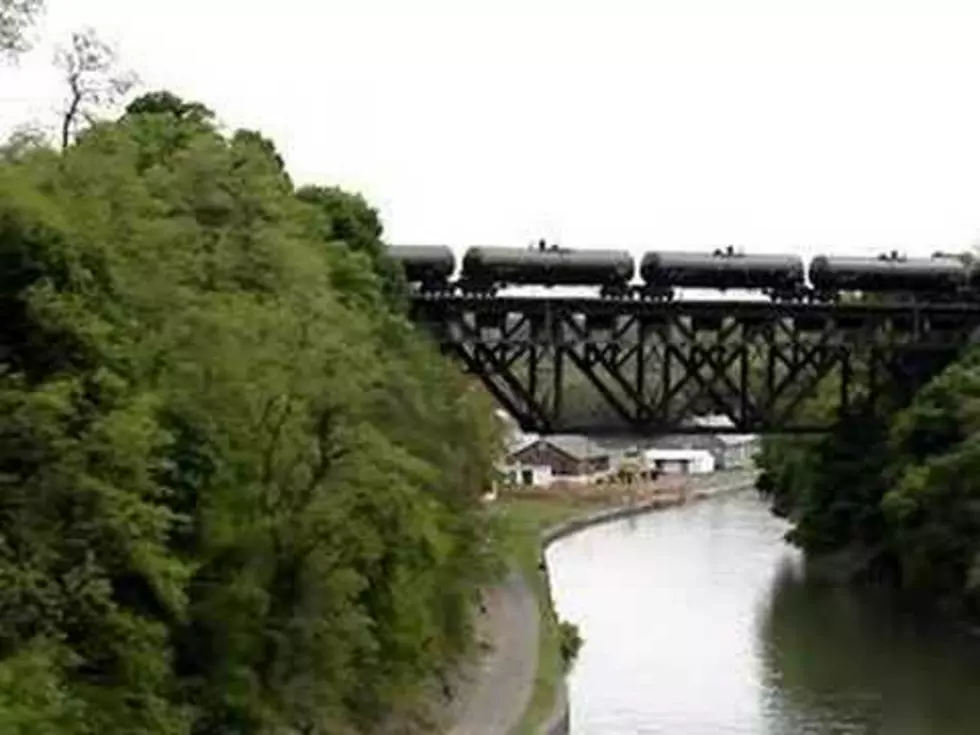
[493, 495, 604, 733]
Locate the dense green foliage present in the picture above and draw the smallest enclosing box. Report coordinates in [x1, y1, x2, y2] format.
[557, 620, 583, 670]
[757, 345, 980, 617]
[0, 92, 503, 733]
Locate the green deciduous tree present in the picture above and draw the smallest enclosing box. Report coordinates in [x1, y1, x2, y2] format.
[756, 334, 980, 616]
[296, 185, 408, 309]
[0, 90, 503, 733]
[881, 352, 980, 611]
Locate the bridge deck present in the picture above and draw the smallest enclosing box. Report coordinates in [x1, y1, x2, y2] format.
[412, 294, 980, 317]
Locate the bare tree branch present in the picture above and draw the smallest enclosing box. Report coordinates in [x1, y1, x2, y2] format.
[60, 64, 82, 150]
[54, 27, 138, 149]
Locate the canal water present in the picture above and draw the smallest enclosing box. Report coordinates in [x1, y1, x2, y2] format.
[545, 489, 980, 734]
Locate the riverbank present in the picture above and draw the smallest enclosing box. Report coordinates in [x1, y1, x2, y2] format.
[448, 469, 758, 734]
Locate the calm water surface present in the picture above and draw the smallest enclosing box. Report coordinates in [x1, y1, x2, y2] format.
[545, 490, 980, 735]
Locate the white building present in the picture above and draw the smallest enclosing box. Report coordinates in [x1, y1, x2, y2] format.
[643, 448, 716, 475]
[650, 414, 759, 470]
[716, 434, 757, 468]
[499, 463, 554, 488]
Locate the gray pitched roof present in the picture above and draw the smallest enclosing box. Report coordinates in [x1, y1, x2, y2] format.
[648, 434, 722, 452]
[545, 434, 610, 460]
[648, 433, 757, 450]
[716, 434, 758, 446]
[684, 414, 757, 446]
[509, 434, 610, 461]
[506, 433, 538, 454]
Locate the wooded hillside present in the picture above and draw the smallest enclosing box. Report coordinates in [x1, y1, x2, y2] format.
[0, 91, 503, 734]
[757, 344, 980, 619]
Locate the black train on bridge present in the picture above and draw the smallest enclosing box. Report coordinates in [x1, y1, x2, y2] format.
[387, 242, 979, 303]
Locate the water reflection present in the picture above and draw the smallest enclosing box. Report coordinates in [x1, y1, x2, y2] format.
[546, 491, 980, 735]
[759, 559, 980, 734]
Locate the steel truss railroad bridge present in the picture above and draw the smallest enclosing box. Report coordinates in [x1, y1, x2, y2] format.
[408, 295, 980, 435]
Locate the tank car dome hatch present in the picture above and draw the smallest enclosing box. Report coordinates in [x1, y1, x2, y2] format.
[877, 250, 906, 261]
[711, 245, 742, 257]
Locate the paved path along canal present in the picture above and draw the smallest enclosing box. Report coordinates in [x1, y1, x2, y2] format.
[448, 569, 538, 735]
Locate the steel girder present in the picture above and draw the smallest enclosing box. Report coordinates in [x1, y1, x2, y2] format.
[408, 295, 980, 435]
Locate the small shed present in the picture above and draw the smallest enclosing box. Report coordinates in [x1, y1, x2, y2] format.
[716, 434, 759, 468]
[643, 448, 716, 475]
[507, 435, 611, 478]
[688, 414, 758, 469]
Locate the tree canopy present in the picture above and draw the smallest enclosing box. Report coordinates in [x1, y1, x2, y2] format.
[757, 341, 980, 617]
[0, 90, 503, 733]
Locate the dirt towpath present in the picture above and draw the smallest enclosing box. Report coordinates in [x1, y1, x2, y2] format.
[447, 569, 538, 735]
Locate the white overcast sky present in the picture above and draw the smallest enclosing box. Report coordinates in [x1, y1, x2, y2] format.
[4, 0, 980, 263]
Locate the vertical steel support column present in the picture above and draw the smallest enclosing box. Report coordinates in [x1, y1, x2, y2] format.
[739, 321, 750, 425]
[528, 343, 538, 416]
[765, 323, 777, 415]
[553, 309, 564, 424]
[868, 346, 879, 412]
[636, 319, 647, 421]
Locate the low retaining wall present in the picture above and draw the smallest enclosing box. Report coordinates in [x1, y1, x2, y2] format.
[534, 472, 759, 734]
[542, 493, 688, 547]
[689, 479, 759, 502]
